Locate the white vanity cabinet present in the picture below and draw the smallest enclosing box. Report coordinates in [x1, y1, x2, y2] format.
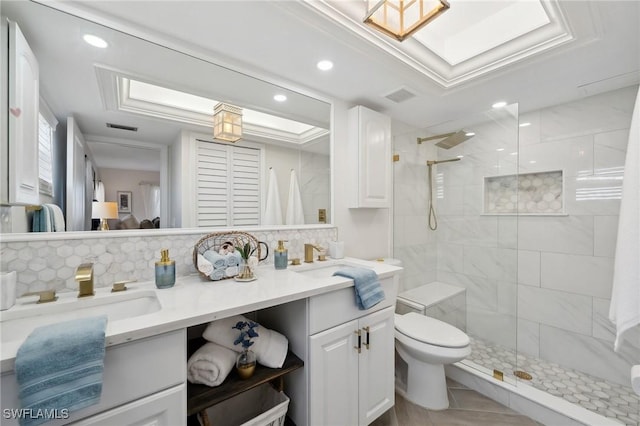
[347, 105, 392, 209]
[0, 329, 187, 426]
[309, 306, 395, 426]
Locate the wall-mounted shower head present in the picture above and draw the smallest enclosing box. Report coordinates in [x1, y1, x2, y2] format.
[417, 130, 474, 149]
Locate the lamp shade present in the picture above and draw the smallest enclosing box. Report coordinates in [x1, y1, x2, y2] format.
[92, 201, 118, 219]
[213, 102, 243, 142]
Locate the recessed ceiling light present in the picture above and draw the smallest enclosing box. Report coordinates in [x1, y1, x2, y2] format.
[519, 122, 531, 127]
[496, 148, 505, 152]
[465, 132, 475, 137]
[529, 160, 537, 164]
[510, 152, 518, 156]
[273, 94, 287, 102]
[492, 101, 507, 108]
[456, 155, 464, 159]
[83, 34, 108, 48]
[317, 60, 334, 71]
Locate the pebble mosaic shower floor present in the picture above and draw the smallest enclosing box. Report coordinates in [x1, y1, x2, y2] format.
[467, 337, 640, 425]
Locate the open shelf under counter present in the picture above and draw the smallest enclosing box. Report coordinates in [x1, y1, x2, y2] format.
[186, 350, 304, 416]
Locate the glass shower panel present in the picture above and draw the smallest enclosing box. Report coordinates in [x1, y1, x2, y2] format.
[392, 103, 520, 383]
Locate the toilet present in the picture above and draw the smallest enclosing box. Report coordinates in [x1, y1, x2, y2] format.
[377, 258, 471, 410]
[395, 312, 470, 410]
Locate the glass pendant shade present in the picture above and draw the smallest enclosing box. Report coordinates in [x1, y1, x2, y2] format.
[213, 102, 243, 142]
[364, 0, 450, 42]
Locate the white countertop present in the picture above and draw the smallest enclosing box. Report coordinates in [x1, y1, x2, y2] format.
[0, 257, 401, 372]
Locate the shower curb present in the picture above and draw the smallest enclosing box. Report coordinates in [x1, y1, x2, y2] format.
[445, 361, 621, 426]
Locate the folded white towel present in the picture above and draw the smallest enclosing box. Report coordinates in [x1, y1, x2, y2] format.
[197, 253, 214, 277]
[209, 269, 225, 281]
[225, 251, 241, 267]
[203, 250, 226, 269]
[187, 342, 237, 387]
[225, 266, 239, 277]
[203, 315, 288, 368]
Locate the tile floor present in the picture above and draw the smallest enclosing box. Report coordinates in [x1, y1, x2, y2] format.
[371, 378, 542, 426]
[467, 337, 640, 426]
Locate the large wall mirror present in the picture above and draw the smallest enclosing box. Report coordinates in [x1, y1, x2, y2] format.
[1, 1, 331, 235]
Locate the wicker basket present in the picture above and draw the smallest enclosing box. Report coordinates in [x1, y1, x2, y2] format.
[193, 231, 260, 279]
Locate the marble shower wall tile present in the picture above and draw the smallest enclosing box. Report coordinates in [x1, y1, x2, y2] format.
[518, 285, 592, 335]
[539, 325, 636, 388]
[517, 318, 541, 358]
[540, 252, 614, 299]
[517, 215, 594, 255]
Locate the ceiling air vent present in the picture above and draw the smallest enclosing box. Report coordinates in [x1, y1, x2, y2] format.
[106, 123, 138, 132]
[383, 87, 417, 103]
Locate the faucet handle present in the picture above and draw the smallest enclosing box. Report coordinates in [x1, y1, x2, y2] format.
[20, 290, 57, 304]
[111, 280, 137, 292]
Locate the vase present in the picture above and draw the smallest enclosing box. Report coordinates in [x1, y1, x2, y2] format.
[237, 258, 255, 280]
[236, 349, 257, 379]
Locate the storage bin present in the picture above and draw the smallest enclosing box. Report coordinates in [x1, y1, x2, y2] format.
[201, 383, 289, 426]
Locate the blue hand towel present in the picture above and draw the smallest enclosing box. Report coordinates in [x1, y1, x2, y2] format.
[333, 267, 385, 310]
[225, 251, 241, 267]
[15, 315, 108, 426]
[203, 250, 226, 269]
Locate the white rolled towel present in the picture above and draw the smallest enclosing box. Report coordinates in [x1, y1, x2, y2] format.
[197, 253, 214, 277]
[203, 250, 226, 269]
[187, 342, 237, 387]
[203, 315, 289, 368]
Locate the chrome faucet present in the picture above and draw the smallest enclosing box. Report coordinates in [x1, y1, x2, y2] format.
[304, 244, 324, 263]
[75, 263, 95, 298]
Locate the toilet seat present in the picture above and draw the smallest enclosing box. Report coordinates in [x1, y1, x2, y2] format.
[395, 312, 469, 348]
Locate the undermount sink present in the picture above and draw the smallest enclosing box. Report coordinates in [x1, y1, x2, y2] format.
[0, 289, 161, 342]
[292, 260, 373, 280]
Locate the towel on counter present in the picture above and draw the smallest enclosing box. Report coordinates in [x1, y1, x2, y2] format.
[225, 251, 241, 267]
[187, 342, 237, 387]
[197, 253, 214, 277]
[609, 87, 640, 352]
[203, 250, 226, 269]
[333, 267, 385, 310]
[225, 266, 239, 277]
[209, 269, 225, 281]
[15, 315, 108, 426]
[203, 315, 288, 368]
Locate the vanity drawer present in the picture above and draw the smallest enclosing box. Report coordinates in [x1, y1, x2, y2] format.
[1, 329, 186, 426]
[309, 277, 397, 334]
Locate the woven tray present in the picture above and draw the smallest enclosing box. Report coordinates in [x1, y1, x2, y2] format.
[193, 231, 260, 279]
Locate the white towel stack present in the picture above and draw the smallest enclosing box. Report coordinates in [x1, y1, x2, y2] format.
[203, 315, 288, 369]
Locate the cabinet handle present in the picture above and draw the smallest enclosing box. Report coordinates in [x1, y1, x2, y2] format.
[354, 329, 361, 354]
[363, 326, 370, 350]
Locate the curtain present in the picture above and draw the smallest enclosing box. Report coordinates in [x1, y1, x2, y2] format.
[140, 183, 160, 219]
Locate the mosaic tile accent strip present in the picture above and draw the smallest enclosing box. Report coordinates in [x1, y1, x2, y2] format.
[484, 170, 563, 214]
[0, 227, 337, 295]
[467, 336, 639, 425]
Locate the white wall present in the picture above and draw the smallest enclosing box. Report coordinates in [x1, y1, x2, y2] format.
[100, 168, 160, 224]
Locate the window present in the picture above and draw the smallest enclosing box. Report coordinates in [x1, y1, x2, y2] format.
[38, 99, 58, 197]
[196, 141, 261, 227]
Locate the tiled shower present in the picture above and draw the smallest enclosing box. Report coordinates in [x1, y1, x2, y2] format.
[393, 85, 639, 424]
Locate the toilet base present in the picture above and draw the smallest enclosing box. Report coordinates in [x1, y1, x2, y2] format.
[404, 359, 449, 410]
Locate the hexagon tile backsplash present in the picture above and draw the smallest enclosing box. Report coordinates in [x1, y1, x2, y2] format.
[0, 227, 337, 296]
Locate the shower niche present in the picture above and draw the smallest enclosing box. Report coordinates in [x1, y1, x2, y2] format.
[483, 170, 565, 215]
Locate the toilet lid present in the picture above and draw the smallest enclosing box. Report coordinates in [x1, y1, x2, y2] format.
[395, 312, 469, 348]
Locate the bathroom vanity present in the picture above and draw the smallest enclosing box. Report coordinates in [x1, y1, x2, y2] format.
[0, 258, 401, 426]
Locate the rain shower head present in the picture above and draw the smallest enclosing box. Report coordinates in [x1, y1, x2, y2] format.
[417, 130, 474, 149]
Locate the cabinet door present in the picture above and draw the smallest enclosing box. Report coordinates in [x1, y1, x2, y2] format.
[349, 106, 391, 208]
[309, 319, 359, 426]
[8, 21, 39, 204]
[358, 306, 395, 425]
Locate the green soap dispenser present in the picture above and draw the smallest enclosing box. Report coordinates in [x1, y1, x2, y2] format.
[155, 249, 176, 288]
[274, 240, 288, 270]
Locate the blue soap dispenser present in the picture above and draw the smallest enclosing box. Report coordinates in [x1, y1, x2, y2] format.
[155, 249, 176, 288]
[274, 240, 288, 270]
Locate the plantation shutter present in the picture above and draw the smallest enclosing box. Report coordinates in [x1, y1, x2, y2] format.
[196, 140, 261, 227]
[38, 113, 54, 197]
